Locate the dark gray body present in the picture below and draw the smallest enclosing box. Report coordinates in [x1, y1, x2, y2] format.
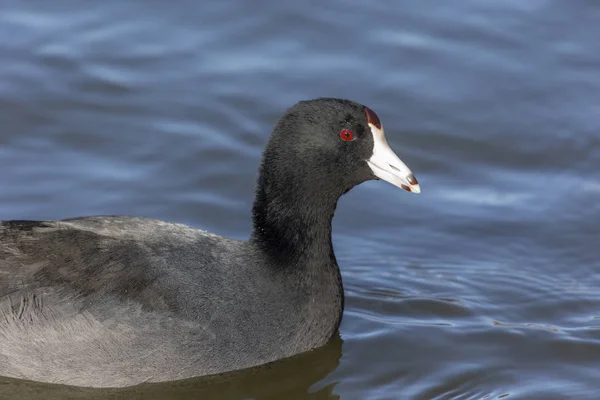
[0, 217, 342, 387]
[0, 98, 392, 388]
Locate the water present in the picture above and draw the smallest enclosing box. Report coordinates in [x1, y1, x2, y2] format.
[1, 0, 599, 398]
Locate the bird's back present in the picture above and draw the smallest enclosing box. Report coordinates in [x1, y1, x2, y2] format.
[0, 217, 249, 386]
[0, 216, 329, 387]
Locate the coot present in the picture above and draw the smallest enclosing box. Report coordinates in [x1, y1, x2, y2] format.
[0, 98, 420, 387]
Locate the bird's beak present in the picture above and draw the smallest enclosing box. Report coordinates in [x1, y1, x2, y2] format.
[365, 110, 420, 194]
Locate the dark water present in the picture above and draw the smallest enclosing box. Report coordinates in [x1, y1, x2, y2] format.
[1, 0, 599, 398]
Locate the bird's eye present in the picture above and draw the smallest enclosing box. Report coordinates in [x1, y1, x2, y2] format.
[340, 129, 354, 141]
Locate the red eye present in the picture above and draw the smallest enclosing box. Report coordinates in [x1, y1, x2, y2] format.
[340, 129, 354, 141]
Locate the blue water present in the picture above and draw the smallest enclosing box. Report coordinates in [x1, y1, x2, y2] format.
[1, 1, 600, 398]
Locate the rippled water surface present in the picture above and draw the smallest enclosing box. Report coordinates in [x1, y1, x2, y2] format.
[1, 0, 600, 398]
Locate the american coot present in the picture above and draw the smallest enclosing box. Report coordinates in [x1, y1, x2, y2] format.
[0, 98, 419, 388]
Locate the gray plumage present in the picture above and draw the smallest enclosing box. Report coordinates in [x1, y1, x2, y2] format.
[0, 98, 414, 387]
[0, 217, 341, 387]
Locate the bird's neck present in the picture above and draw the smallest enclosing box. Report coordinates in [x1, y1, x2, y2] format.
[250, 178, 345, 336]
[250, 172, 341, 265]
[249, 144, 348, 338]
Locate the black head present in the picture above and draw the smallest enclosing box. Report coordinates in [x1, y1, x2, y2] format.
[251, 98, 419, 255]
[261, 98, 380, 198]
